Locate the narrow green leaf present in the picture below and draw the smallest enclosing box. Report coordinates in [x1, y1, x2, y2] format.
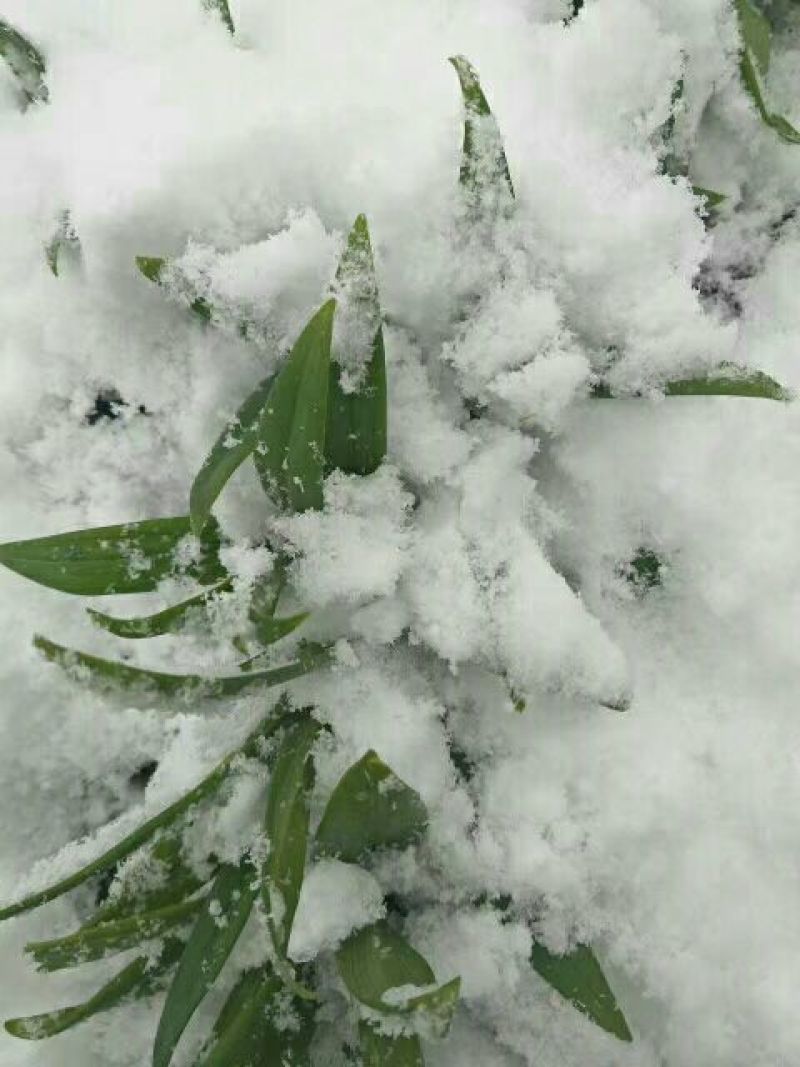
[195, 967, 316, 1067]
[0, 516, 226, 596]
[253, 299, 336, 513]
[45, 210, 82, 277]
[736, 2, 800, 144]
[153, 857, 258, 1067]
[336, 921, 435, 1014]
[448, 55, 514, 201]
[0, 18, 48, 107]
[27, 896, 205, 972]
[136, 256, 213, 321]
[0, 709, 286, 922]
[737, 0, 772, 76]
[203, 0, 235, 33]
[665, 366, 791, 400]
[326, 215, 387, 477]
[358, 1022, 424, 1067]
[238, 614, 311, 671]
[4, 940, 184, 1041]
[33, 634, 331, 698]
[190, 375, 278, 534]
[88, 580, 231, 639]
[262, 716, 322, 957]
[315, 750, 428, 863]
[530, 940, 632, 1042]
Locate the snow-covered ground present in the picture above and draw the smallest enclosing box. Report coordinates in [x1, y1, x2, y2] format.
[1, 1, 800, 1064]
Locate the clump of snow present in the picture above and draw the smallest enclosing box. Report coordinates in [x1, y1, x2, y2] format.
[288, 859, 385, 962]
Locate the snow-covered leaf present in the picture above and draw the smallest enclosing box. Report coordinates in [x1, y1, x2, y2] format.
[315, 750, 428, 863]
[736, 0, 800, 143]
[153, 858, 257, 1067]
[136, 256, 213, 321]
[202, 0, 235, 34]
[253, 299, 336, 513]
[0, 516, 226, 596]
[45, 210, 82, 277]
[530, 940, 632, 1042]
[88, 580, 231, 639]
[449, 55, 514, 201]
[0, 18, 47, 106]
[358, 1023, 423, 1067]
[262, 716, 321, 956]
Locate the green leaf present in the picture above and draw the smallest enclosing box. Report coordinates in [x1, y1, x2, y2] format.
[665, 366, 791, 400]
[0, 708, 286, 922]
[253, 299, 336, 513]
[195, 967, 316, 1066]
[337, 920, 458, 1032]
[737, 0, 771, 76]
[26, 897, 205, 972]
[326, 215, 387, 477]
[4, 940, 183, 1041]
[33, 634, 331, 698]
[153, 857, 258, 1067]
[0, 18, 48, 107]
[448, 55, 514, 202]
[136, 256, 213, 321]
[736, 1, 800, 144]
[203, 0, 235, 34]
[0, 516, 226, 596]
[358, 1023, 424, 1067]
[45, 210, 82, 277]
[88, 580, 231, 639]
[315, 750, 428, 863]
[530, 940, 632, 1042]
[262, 716, 322, 956]
[692, 185, 726, 213]
[190, 375, 278, 535]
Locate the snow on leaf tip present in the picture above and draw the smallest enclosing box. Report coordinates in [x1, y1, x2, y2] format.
[449, 54, 514, 202]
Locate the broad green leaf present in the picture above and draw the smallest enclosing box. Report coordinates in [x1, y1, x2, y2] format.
[337, 921, 458, 1024]
[196, 967, 316, 1066]
[88, 580, 231, 639]
[4, 939, 183, 1041]
[736, 1, 800, 144]
[358, 1023, 424, 1067]
[665, 366, 790, 400]
[262, 716, 322, 956]
[0, 19, 48, 107]
[0, 708, 286, 922]
[0, 516, 226, 596]
[27, 897, 205, 972]
[449, 55, 514, 202]
[253, 299, 336, 513]
[530, 940, 632, 1042]
[203, 0, 235, 34]
[190, 375, 278, 535]
[326, 215, 387, 477]
[33, 634, 331, 698]
[136, 256, 213, 321]
[45, 210, 82, 277]
[154, 857, 258, 1067]
[315, 750, 428, 863]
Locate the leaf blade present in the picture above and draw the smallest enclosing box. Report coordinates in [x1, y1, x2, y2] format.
[358, 1022, 424, 1067]
[530, 940, 632, 1042]
[0, 18, 48, 107]
[88, 581, 231, 639]
[336, 921, 435, 1014]
[449, 54, 514, 202]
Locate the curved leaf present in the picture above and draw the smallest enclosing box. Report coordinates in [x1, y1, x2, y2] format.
[0, 516, 226, 596]
[153, 857, 258, 1067]
[315, 750, 428, 863]
[336, 921, 434, 1014]
[4, 939, 183, 1041]
[253, 299, 336, 512]
[736, 0, 800, 144]
[33, 634, 331, 698]
[530, 940, 632, 1042]
[0, 18, 47, 107]
[88, 580, 231, 639]
[196, 967, 316, 1066]
[0, 709, 286, 922]
[190, 374, 279, 534]
[27, 897, 205, 972]
[358, 1023, 424, 1067]
[203, 0, 235, 34]
[449, 55, 514, 202]
[664, 367, 790, 400]
[263, 716, 322, 956]
[326, 214, 387, 477]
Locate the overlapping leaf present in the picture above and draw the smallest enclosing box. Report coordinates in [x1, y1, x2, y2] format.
[253, 299, 336, 512]
[153, 857, 258, 1067]
[530, 940, 632, 1042]
[262, 716, 322, 957]
[0, 709, 286, 922]
[0, 516, 226, 596]
[315, 750, 428, 863]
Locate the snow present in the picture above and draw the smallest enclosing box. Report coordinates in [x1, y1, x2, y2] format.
[2, 0, 800, 1065]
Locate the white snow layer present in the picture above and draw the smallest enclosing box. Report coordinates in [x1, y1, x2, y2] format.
[1, 0, 800, 1065]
